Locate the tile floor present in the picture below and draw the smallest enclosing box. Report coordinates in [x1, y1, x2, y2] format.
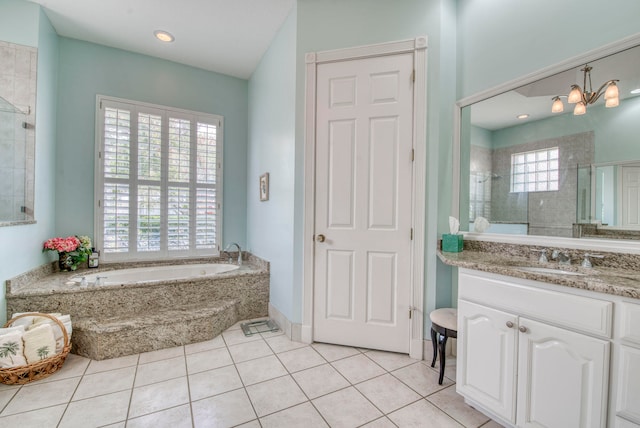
[0, 320, 504, 428]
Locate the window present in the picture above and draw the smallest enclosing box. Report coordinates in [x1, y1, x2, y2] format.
[511, 147, 559, 193]
[96, 96, 223, 261]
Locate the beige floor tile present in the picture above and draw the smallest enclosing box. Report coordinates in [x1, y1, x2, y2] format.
[260, 401, 328, 428]
[228, 339, 273, 363]
[265, 334, 308, 353]
[236, 420, 261, 427]
[427, 385, 490, 427]
[246, 375, 307, 417]
[313, 386, 383, 428]
[277, 346, 325, 373]
[192, 388, 256, 427]
[38, 353, 90, 383]
[135, 355, 187, 387]
[1, 377, 79, 416]
[186, 347, 233, 374]
[331, 353, 386, 384]
[312, 342, 360, 361]
[85, 354, 139, 375]
[184, 335, 226, 354]
[0, 404, 66, 428]
[235, 355, 288, 386]
[392, 362, 452, 396]
[126, 404, 193, 428]
[388, 399, 464, 428]
[222, 327, 263, 346]
[59, 390, 130, 428]
[365, 350, 418, 371]
[101, 423, 126, 428]
[360, 416, 397, 427]
[356, 373, 422, 414]
[188, 365, 243, 401]
[138, 345, 184, 364]
[292, 363, 350, 399]
[0, 388, 18, 409]
[128, 377, 190, 419]
[73, 366, 135, 400]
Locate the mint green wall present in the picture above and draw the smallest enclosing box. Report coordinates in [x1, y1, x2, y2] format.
[457, 0, 640, 98]
[55, 38, 249, 249]
[0, 1, 58, 324]
[491, 97, 640, 164]
[247, 9, 297, 321]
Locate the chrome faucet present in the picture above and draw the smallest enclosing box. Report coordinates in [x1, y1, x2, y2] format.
[531, 248, 548, 263]
[224, 242, 243, 266]
[581, 253, 604, 268]
[551, 250, 571, 265]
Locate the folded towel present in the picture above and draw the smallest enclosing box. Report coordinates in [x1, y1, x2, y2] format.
[29, 314, 72, 353]
[0, 325, 26, 337]
[0, 331, 28, 368]
[23, 324, 57, 364]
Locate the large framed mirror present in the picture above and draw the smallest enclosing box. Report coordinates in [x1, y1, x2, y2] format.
[456, 34, 640, 247]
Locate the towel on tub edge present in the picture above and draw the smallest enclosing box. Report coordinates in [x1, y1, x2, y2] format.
[23, 324, 57, 364]
[0, 331, 28, 368]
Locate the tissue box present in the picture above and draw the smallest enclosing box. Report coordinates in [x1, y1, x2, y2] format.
[442, 234, 463, 253]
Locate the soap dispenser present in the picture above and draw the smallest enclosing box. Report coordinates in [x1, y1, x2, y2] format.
[88, 248, 99, 268]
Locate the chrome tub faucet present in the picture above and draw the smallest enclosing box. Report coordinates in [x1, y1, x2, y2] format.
[224, 242, 243, 266]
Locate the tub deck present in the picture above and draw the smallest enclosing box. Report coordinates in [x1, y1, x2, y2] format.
[6, 256, 270, 360]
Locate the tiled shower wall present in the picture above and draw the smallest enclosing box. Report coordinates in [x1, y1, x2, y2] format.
[469, 145, 492, 221]
[490, 131, 595, 237]
[0, 41, 37, 223]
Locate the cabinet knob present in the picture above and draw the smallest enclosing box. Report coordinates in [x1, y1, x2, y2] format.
[316, 234, 326, 243]
[519, 326, 528, 333]
[506, 321, 514, 328]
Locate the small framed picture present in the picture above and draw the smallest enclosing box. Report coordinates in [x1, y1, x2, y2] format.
[259, 173, 269, 201]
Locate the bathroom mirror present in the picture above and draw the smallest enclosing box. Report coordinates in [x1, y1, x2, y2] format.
[0, 41, 37, 225]
[459, 40, 640, 240]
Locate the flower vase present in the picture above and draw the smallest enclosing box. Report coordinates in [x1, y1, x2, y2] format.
[58, 252, 74, 271]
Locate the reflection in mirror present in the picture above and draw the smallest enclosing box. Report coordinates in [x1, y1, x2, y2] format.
[461, 42, 640, 240]
[0, 41, 37, 225]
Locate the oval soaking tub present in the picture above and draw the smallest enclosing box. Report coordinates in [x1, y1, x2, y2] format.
[70, 263, 240, 286]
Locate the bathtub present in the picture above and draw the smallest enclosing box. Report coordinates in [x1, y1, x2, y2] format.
[70, 263, 239, 286]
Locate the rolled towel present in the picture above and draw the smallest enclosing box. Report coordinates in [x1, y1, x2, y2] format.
[0, 331, 28, 368]
[23, 324, 57, 364]
[0, 325, 26, 337]
[30, 314, 72, 353]
[10, 312, 62, 328]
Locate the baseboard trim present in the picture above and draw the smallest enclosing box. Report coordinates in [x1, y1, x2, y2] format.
[268, 303, 304, 342]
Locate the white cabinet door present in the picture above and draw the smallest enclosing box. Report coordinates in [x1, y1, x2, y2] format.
[516, 317, 610, 428]
[616, 345, 640, 424]
[457, 299, 518, 423]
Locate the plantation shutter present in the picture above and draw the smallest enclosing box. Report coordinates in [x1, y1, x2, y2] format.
[98, 97, 223, 261]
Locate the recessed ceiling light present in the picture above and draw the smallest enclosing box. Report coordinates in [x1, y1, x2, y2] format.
[631, 88, 640, 95]
[154, 30, 174, 43]
[517, 114, 529, 120]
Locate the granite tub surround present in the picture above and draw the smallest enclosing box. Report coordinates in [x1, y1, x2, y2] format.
[6, 255, 270, 360]
[438, 240, 640, 299]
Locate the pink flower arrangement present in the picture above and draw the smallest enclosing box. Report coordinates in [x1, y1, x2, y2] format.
[43, 236, 82, 253]
[43, 235, 93, 271]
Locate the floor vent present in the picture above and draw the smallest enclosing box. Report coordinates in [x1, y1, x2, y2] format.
[241, 319, 279, 336]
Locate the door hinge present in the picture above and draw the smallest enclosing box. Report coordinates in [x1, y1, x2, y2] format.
[410, 228, 414, 240]
[411, 149, 415, 162]
[409, 306, 413, 319]
[411, 70, 415, 83]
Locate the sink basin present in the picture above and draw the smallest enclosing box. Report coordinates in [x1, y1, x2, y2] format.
[515, 266, 585, 276]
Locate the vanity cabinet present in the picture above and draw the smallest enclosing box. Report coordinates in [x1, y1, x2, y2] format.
[614, 301, 640, 427]
[457, 269, 611, 428]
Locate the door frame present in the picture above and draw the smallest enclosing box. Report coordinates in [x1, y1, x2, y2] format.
[301, 37, 428, 359]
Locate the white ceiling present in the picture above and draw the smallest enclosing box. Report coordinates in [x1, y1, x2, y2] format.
[31, 0, 295, 79]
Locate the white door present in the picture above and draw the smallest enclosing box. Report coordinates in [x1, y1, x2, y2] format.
[313, 52, 414, 353]
[622, 166, 640, 228]
[457, 299, 518, 424]
[516, 317, 609, 428]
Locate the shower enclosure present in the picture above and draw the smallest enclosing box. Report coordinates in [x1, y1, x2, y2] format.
[0, 95, 28, 222]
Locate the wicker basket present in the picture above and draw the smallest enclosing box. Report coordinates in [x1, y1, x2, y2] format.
[0, 313, 71, 385]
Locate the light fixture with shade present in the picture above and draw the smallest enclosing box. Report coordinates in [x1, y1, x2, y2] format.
[154, 30, 175, 43]
[551, 64, 619, 115]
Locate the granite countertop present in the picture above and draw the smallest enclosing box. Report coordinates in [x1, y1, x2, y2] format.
[438, 249, 640, 300]
[7, 257, 268, 297]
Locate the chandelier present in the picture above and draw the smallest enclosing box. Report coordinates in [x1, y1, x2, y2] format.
[551, 64, 619, 115]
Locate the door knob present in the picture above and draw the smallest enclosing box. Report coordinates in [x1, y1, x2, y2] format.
[519, 326, 528, 333]
[316, 234, 326, 243]
[506, 321, 514, 328]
